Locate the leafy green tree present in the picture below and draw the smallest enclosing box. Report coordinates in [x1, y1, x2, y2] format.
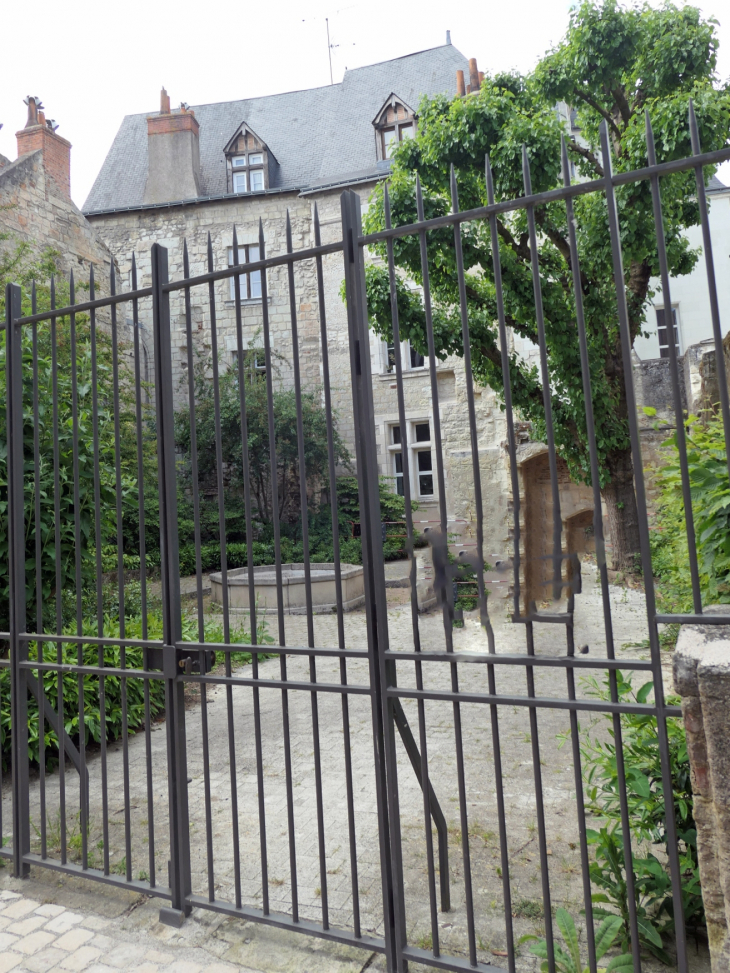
[363, 0, 730, 572]
[1, 236, 147, 634]
[174, 349, 351, 525]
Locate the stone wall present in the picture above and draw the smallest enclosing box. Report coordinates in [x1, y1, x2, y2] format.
[0, 149, 116, 287]
[674, 608, 730, 973]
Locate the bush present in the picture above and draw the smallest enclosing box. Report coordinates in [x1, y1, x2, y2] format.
[0, 604, 266, 770]
[650, 412, 730, 612]
[579, 671, 703, 961]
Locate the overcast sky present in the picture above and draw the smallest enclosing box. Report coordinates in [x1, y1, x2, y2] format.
[1, 0, 728, 208]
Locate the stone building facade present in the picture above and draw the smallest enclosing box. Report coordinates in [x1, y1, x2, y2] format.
[80, 45, 603, 607]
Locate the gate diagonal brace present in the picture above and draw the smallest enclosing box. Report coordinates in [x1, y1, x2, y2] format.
[391, 698, 451, 913]
[26, 673, 90, 816]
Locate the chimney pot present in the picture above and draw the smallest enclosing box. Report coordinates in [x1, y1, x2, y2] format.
[456, 70, 466, 97]
[479, 71, 485, 84]
[160, 86, 170, 114]
[446, 30, 451, 44]
[469, 58, 480, 92]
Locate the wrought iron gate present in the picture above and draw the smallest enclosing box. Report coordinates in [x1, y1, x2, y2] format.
[2, 113, 730, 973]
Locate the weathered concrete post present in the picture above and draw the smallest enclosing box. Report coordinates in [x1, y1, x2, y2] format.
[674, 606, 730, 972]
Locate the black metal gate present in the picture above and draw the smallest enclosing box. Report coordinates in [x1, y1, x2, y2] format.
[2, 112, 730, 973]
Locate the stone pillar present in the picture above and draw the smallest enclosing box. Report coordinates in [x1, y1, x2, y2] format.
[674, 605, 730, 972]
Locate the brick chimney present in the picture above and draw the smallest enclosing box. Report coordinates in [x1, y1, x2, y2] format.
[16, 96, 72, 197]
[456, 70, 466, 97]
[143, 87, 201, 204]
[469, 59, 481, 93]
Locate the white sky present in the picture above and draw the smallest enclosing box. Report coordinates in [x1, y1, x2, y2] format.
[1, 0, 729, 208]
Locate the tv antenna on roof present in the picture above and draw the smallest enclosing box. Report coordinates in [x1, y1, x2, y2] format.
[326, 18, 337, 85]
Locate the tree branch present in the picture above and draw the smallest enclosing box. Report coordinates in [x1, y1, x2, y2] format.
[574, 90, 622, 143]
[496, 220, 531, 263]
[566, 138, 604, 178]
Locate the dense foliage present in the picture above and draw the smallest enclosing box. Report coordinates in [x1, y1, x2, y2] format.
[580, 671, 702, 961]
[650, 413, 730, 612]
[362, 0, 730, 571]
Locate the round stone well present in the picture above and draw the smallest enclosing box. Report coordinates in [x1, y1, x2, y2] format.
[210, 562, 365, 615]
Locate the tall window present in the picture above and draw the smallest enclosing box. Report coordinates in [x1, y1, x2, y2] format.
[381, 121, 414, 158]
[656, 307, 680, 358]
[228, 245, 263, 300]
[383, 340, 426, 374]
[387, 420, 434, 500]
[413, 422, 433, 497]
[231, 152, 265, 193]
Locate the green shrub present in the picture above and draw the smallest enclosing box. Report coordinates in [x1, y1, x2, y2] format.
[650, 413, 730, 612]
[0, 607, 265, 769]
[579, 671, 703, 960]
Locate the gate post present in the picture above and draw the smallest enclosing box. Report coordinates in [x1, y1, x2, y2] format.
[150, 244, 192, 925]
[341, 192, 407, 972]
[6, 283, 31, 879]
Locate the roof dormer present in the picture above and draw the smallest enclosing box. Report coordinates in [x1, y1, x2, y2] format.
[372, 94, 417, 162]
[224, 123, 277, 194]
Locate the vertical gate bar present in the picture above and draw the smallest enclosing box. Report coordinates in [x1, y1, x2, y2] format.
[560, 136, 605, 972]
[342, 189, 405, 972]
[31, 281, 48, 860]
[151, 242, 192, 921]
[90, 267, 109, 875]
[259, 220, 299, 922]
[207, 234, 243, 909]
[6, 281, 31, 878]
[521, 146, 564, 605]
[384, 186, 440, 948]
[110, 270, 132, 882]
[132, 255, 156, 887]
[313, 205, 361, 934]
[450, 168, 494, 646]
[50, 277, 67, 865]
[688, 102, 730, 483]
[383, 187, 420, 649]
[285, 212, 329, 927]
[415, 176, 477, 967]
[385, 184, 439, 928]
[186, 244, 215, 902]
[600, 120, 688, 973]
[255, 220, 271, 915]
[520, 148, 558, 972]
[484, 154, 521, 967]
[69, 272, 90, 869]
[232, 229, 270, 912]
[231, 229, 259, 636]
[645, 113, 702, 612]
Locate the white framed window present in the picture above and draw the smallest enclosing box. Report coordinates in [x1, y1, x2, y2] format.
[230, 152, 266, 193]
[232, 347, 267, 381]
[228, 245, 263, 301]
[387, 420, 434, 500]
[409, 343, 425, 369]
[656, 306, 680, 358]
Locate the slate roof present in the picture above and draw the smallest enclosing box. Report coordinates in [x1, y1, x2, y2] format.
[83, 45, 469, 214]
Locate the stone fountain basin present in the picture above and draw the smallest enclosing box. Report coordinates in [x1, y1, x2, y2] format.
[210, 562, 365, 614]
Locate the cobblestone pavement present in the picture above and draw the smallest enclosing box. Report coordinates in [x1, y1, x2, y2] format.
[1, 565, 700, 972]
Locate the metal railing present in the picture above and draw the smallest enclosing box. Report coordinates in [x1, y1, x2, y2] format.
[1, 108, 729, 973]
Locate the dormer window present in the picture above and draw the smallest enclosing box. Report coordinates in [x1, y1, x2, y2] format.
[224, 124, 274, 194]
[373, 94, 417, 162]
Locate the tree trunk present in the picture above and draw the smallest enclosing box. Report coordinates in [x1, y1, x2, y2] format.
[600, 445, 642, 574]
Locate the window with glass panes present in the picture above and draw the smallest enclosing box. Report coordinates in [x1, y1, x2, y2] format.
[656, 307, 680, 358]
[231, 152, 265, 193]
[228, 246, 263, 300]
[388, 421, 433, 499]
